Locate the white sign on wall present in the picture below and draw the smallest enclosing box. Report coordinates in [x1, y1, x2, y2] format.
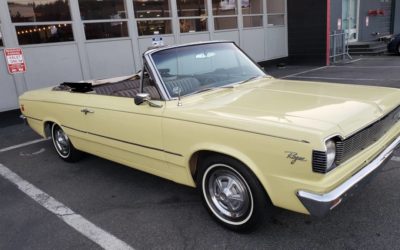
[4, 48, 27, 74]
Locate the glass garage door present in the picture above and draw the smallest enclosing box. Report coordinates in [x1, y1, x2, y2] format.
[342, 0, 359, 43]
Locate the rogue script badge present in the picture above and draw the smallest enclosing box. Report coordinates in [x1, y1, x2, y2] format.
[285, 151, 307, 165]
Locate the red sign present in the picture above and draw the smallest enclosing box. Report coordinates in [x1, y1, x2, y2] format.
[4, 48, 27, 74]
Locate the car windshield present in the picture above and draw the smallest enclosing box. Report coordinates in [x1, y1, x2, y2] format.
[150, 42, 266, 98]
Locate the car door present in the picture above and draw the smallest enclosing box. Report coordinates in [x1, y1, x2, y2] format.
[81, 91, 169, 177]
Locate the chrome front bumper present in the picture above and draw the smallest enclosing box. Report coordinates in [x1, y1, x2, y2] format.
[297, 135, 400, 218]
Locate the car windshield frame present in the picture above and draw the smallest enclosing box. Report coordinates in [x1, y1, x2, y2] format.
[144, 41, 268, 100]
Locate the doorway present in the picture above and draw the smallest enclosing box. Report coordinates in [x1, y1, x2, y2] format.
[342, 0, 359, 43]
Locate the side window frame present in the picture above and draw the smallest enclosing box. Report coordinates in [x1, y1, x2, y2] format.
[141, 63, 163, 100]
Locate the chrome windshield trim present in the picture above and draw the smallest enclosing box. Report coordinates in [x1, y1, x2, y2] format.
[143, 40, 232, 57]
[143, 54, 171, 100]
[297, 135, 400, 217]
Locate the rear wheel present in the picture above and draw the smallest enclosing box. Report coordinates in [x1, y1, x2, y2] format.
[397, 44, 400, 55]
[51, 123, 83, 162]
[197, 155, 272, 232]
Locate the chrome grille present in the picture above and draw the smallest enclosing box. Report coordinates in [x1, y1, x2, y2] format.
[312, 106, 399, 174]
[312, 151, 328, 173]
[336, 106, 400, 165]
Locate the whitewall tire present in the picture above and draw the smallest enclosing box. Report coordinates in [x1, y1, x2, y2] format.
[197, 155, 272, 232]
[51, 123, 83, 162]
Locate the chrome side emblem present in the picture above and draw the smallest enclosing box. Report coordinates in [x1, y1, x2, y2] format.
[285, 151, 307, 165]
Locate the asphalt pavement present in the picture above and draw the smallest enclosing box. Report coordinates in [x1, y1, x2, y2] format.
[0, 56, 399, 250]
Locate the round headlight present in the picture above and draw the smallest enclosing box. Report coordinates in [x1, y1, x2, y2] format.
[326, 140, 336, 170]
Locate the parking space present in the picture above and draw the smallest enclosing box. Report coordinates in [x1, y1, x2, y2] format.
[1, 56, 400, 250]
[268, 56, 400, 88]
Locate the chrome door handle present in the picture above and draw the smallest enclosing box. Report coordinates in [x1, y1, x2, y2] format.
[81, 108, 94, 115]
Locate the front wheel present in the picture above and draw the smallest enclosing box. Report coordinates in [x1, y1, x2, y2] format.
[197, 155, 272, 232]
[51, 123, 83, 162]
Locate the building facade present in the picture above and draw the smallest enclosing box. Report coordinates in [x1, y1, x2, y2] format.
[285, 0, 399, 64]
[330, 0, 399, 42]
[0, 0, 288, 112]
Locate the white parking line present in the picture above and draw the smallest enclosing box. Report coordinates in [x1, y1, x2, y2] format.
[392, 156, 400, 162]
[342, 58, 362, 64]
[0, 164, 134, 250]
[280, 66, 328, 79]
[331, 65, 400, 69]
[0, 138, 50, 153]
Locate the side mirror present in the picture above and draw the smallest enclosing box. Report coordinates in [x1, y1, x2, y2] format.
[134, 93, 150, 105]
[134, 93, 163, 108]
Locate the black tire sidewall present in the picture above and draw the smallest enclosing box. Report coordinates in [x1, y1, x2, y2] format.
[197, 155, 272, 232]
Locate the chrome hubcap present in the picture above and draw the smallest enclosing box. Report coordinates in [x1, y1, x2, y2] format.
[206, 165, 251, 220]
[54, 127, 70, 156]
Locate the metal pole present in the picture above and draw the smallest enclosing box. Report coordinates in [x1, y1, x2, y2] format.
[333, 30, 337, 63]
[342, 31, 346, 61]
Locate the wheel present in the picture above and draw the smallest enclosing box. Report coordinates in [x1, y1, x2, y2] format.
[397, 43, 400, 55]
[197, 155, 272, 232]
[51, 123, 83, 162]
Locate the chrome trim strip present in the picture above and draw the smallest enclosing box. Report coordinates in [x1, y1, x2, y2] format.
[20, 100, 163, 118]
[143, 54, 172, 100]
[297, 135, 400, 217]
[143, 40, 231, 57]
[62, 125, 183, 157]
[141, 62, 169, 101]
[24, 115, 42, 122]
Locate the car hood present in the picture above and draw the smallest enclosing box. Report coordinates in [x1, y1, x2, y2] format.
[168, 78, 400, 142]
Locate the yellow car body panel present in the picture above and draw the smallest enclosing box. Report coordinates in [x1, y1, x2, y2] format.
[19, 76, 400, 215]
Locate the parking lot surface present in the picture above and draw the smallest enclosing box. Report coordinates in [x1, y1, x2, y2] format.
[1, 56, 399, 250]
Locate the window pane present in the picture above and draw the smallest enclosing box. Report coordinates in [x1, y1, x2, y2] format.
[214, 17, 237, 30]
[133, 0, 171, 18]
[267, 0, 285, 13]
[177, 0, 207, 17]
[242, 0, 262, 14]
[267, 14, 284, 26]
[79, 0, 126, 20]
[84, 22, 128, 39]
[180, 18, 207, 33]
[16, 24, 74, 45]
[243, 15, 262, 27]
[212, 0, 237, 15]
[137, 20, 172, 36]
[8, 0, 71, 22]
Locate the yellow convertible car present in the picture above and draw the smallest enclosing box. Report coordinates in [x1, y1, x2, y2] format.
[19, 41, 400, 231]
